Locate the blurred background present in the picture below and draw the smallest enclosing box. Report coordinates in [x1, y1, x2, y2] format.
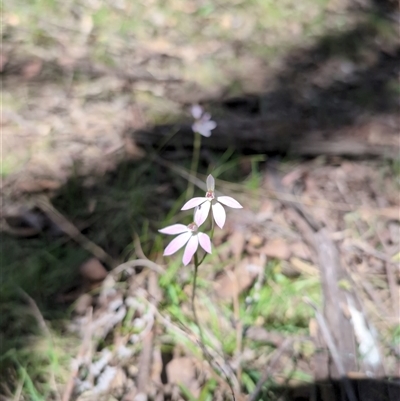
[1, 1, 399, 400]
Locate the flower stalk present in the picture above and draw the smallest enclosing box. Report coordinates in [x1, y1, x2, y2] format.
[186, 131, 201, 201]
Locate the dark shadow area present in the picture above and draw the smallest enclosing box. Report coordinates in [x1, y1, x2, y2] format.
[269, 378, 400, 401]
[0, 159, 180, 384]
[135, 6, 399, 158]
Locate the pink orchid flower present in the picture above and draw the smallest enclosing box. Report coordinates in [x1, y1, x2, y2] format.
[191, 104, 216, 137]
[159, 222, 212, 266]
[181, 174, 242, 229]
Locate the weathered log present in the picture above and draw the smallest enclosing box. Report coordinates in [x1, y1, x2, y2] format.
[133, 114, 399, 158]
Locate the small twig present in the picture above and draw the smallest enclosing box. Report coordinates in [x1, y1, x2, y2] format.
[112, 258, 165, 276]
[248, 338, 292, 401]
[35, 196, 116, 267]
[348, 239, 397, 265]
[134, 232, 148, 260]
[17, 288, 51, 338]
[304, 298, 358, 401]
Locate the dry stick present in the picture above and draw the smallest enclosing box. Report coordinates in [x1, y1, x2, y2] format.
[248, 338, 292, 401]
[349, 239, 397, 265]
[17, 288, 61, 401]
[17, 288, 52, 338]
[35, 196, 116, 267]
[112, 258, 165, 276]
[304, 298, 358, 401]
[134, 232, 150, 260]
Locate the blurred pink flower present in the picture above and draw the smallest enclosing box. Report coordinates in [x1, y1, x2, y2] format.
[191, 104, 216, 137]
[159, 223, 212, 266]
[181, 174, 242, 229]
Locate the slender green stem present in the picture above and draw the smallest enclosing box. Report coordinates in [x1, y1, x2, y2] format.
[186, 132, 202, 200]
[191, 251, 236, 401]
[191, 254, 206, 363]
[192, 253, 200, 312]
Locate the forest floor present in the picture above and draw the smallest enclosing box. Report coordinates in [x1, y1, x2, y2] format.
[1, 1, 399, 400]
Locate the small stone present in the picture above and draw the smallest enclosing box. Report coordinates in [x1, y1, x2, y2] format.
[79, 258, 108, 281]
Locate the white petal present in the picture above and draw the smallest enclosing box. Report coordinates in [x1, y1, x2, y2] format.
[198, 233, 212, 254]
[194, 200, 211, 227]
[192, 122, 202, 134]
[183, 235, 199, 265]
[163, 232, 191, 256]
[159, 224, 189, 235]
[217, 196, 243, 209]
[204, 120, 217, 131]
[212, 202, 226, 229]
[202, 112, 211, 121]
[181, 197, 207, 210]
[191, 104, 203, 119]
[206, 174, 215, 191]
[197, 125, 212, 137]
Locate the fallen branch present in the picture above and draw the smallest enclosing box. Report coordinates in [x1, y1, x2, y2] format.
[35, 195, 116, 267]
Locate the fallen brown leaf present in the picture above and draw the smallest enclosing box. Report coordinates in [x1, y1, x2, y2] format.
[256, 199, 274, 222]
[229, 230, 247, 260]
[290, 242, 311, 260]
[214, 257, 261, 299]
[166, 357, 199, 397]
[260, 238, 291, 260]
[282, 167, 306, 187]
